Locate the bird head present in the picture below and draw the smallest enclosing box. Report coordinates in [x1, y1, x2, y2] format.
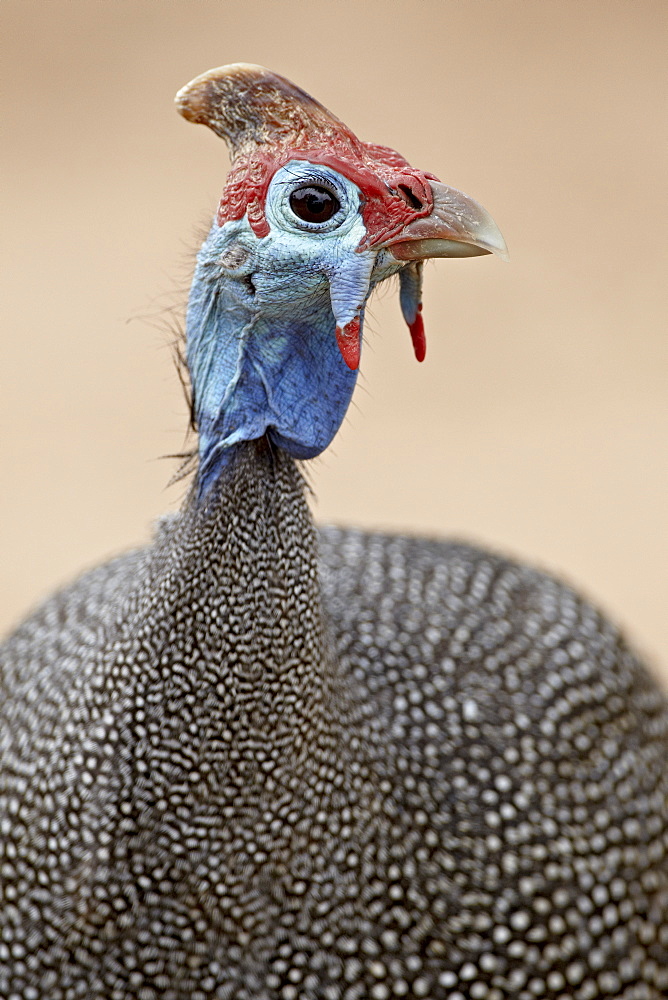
[176, 64, 507, 491]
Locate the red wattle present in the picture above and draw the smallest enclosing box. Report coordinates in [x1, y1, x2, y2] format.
[408, 305, 426, 362]
[336, 318, 361, 370]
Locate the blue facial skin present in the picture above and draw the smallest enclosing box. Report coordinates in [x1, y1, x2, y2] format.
[186, 162, 402, 494]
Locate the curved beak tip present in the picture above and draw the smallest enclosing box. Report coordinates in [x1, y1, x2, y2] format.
[484, 230, 510, 263]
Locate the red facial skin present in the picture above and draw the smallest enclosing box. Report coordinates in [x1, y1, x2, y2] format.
[217, 143, 437, 250]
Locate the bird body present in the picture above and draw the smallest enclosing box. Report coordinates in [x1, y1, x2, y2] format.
[1, 65, 667, 999]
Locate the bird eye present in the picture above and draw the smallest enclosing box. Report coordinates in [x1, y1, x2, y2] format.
[289, 185, 340, 224]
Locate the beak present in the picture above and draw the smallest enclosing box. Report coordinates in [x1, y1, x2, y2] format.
[387, 181, 509, 263]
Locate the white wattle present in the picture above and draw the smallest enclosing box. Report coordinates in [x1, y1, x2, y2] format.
[326, 251, 376, 328]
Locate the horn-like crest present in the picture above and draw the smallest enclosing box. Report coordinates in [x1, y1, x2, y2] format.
[175, 63, 434, 249]
[175, 63, 356, 161]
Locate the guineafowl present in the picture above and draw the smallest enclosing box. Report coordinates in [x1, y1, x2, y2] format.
[1, 63, 667, 1000]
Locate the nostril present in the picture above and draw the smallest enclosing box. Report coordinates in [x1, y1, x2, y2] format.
[398, 184, 423, 211]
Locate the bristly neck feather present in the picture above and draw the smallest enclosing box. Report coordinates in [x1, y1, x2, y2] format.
[132, 443, 345, 780]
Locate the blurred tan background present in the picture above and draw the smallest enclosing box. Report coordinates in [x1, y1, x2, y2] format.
[2, 1, 666, 681]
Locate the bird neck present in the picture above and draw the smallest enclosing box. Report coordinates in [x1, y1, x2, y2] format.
[138, 442, 339, 767]
[186, 223, 359, 495]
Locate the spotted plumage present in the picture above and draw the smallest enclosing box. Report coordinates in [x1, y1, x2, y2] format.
[1, 65, 667, 999]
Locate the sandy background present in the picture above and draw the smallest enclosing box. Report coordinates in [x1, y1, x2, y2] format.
[2, 1, 667, 682]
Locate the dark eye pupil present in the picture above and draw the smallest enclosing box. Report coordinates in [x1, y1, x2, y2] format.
[289, 185, 339, 224]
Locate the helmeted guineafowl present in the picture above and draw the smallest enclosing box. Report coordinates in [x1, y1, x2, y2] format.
[1, 64, 667, 1000]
